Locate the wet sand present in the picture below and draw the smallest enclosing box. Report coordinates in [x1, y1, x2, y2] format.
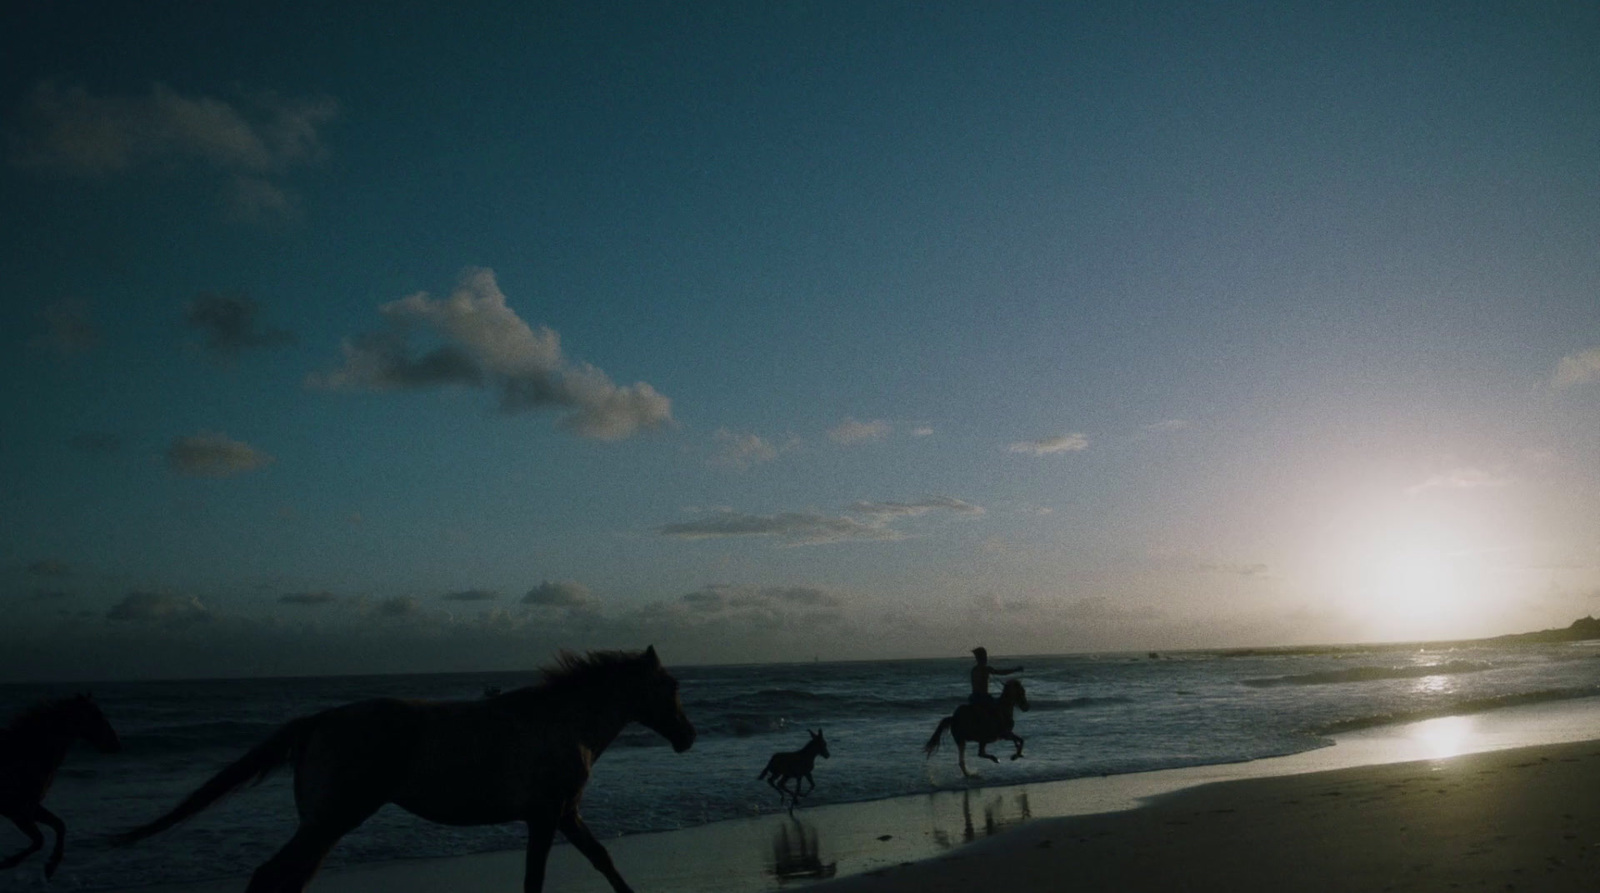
[817, 739, 1600, 892]
[105, 697, 1600, 893]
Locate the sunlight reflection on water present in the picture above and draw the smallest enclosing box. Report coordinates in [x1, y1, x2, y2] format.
[1404, 715, 1474, 760]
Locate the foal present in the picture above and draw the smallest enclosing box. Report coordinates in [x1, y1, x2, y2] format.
[757, 728, 829, 811]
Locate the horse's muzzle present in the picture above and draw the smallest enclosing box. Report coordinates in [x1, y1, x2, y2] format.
[671, 725, 696, 753]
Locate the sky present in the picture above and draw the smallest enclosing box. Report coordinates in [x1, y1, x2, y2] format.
[2, 1, 1597, 681]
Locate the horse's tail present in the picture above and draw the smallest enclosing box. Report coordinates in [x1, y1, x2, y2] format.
[923, 716, 953, 758]
[111, 715, 318, 845]
[756, 757, 775, 780]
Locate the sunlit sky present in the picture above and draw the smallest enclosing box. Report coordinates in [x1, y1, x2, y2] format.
[3, 2, 1597, 680]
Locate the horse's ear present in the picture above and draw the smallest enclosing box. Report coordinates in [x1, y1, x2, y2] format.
[643, 645, 659, 666]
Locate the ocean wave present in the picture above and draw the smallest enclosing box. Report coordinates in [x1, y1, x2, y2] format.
[1241, 660, 1495, 688]
[119, 719, 282, 753]
[1027, 696, 1133, 711]
[1313, 686, 1600, 734]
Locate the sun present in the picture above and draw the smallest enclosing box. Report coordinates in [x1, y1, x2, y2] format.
[1376, 545, 1457, 620]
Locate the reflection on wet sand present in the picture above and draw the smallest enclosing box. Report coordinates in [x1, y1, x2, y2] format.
[933, 788, 1033, 849]
[769, 817, 838, 883]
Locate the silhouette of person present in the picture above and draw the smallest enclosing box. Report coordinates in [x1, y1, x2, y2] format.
[968, 647, 1022, 709]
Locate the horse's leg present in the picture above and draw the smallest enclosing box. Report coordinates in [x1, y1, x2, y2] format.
[522, 815, 558, 893]
[33, 805, 65, 878]
[957, 740, 971, 777]
[560, 813, 636, 893]
[0, 813, 43, 870]
[1007, 733, 1025, 760]
[976, 742, 999, 764]
[246, 804, 377, 893]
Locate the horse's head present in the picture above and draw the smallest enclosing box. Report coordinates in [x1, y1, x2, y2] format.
[630, 646, 696, 753]
[1000, 678, 1029, 712]
[809, 728, 830, 759]
[66, 693, 121, 753]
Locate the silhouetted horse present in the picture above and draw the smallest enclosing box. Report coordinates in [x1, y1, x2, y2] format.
[114, 648, 695, 893]
[757, 729, 829, 811]
[1, 694, 121, 878]
[923, 678, 1029, 777]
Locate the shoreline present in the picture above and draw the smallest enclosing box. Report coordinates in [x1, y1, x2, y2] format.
[91, 694, 1600, 893]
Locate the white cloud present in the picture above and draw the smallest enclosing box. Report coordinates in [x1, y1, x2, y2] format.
[11, 82, 337, 172]
[660, 496, 985, 546]
[1553, 348, 1600, 389]
[911, 426, 934, 437]
[659, 511, 900, 546]
[1007, 433, 1089, 455]
[372, 596, 420, 618]
[1405, 467, 1512, 496]
[107, 592, 211, 624]
[675, 585, 851, 627]
[709, 429, 782, 470]
[165, 432, 274, 478]
[828, 418, 890, 444]
[310, 269, 673, 441]
[185, 293, 295, 357]
[11, 82, 338, 218]
[523, 580, 595, 608]
[847, 496, 986, 518]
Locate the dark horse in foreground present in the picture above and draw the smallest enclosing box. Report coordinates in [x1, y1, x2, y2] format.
[1, 694, 121, 878]
[923, 678, 1029, 777]
[115, 648, 695, 893]
[756, 728, 829, 812]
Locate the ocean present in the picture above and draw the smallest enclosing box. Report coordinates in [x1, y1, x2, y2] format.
[4, 639, 1599, 891]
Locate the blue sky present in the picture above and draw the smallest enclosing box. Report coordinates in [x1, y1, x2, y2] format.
[2, 2, 1597, 680]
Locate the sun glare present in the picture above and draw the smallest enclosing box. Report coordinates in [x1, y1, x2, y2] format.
[1376, 546, 1457, 619]
[1318, 502, 1498, 641]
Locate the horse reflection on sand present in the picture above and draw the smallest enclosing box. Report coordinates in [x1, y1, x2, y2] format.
[768, 817, 837, 882]
[115, 648, 694, 893]
[933, 789, 1034, 850]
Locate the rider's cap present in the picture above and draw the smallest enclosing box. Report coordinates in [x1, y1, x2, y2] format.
[971, 646, 987, 659]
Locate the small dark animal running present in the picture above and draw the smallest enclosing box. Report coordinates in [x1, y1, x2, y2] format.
[0, 694, 121, 878]
[923, 678, 1029, 777]
[757, 728, 829, 811]
[114, 647, 695, 893]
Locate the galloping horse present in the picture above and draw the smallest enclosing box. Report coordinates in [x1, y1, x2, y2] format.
[115, 647, 695, 893]
[923, 678, 1029, 777]
[1, 694, 121, 878]
[756, 729, 829, 811]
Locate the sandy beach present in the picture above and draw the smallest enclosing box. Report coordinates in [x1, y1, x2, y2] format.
[92, 697, 1600, 893]
[819, 739, 1600, 893]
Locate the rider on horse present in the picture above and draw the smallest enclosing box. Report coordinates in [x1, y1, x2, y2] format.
[968, 647, 1023, 716]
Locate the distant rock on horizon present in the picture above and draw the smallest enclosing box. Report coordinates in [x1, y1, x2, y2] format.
[1492, 616, 1600, 644]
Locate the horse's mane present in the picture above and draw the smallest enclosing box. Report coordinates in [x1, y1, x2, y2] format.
[495, 650, 653, 707]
